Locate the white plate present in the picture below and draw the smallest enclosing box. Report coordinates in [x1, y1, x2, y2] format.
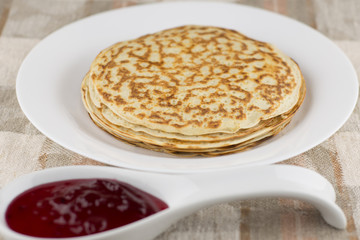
[16, 2, 358, 173]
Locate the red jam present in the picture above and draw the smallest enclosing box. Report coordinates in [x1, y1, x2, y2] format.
[5, 178, 168, 238]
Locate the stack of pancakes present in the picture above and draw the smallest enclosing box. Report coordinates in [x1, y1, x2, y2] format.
[81, 25, 306, 156]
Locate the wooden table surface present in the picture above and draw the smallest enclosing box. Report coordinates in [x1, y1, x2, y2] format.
[0, 0, 360, 239]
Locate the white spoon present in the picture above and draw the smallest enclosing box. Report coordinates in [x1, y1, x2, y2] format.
[0, 164, 346, 240]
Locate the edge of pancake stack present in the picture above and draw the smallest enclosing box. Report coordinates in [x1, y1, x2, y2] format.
[81, 25, 306, 156]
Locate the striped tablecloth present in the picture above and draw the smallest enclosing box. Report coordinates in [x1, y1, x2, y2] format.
[1, 0, 359, 239]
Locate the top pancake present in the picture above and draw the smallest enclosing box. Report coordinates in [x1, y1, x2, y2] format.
[89, 25, 303, 135]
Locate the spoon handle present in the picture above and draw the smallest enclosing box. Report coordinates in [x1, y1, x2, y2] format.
[187, 164, 346, 229]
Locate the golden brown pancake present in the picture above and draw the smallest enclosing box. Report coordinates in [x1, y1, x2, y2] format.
[82, 25, 306, 156]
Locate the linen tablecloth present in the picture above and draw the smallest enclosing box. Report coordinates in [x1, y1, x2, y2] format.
[1, 0, 360, 239]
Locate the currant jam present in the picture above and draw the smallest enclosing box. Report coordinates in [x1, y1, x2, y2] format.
[5, 178, 168, 238]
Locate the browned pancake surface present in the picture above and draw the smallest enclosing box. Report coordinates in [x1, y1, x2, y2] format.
[89, 25, 303, 135]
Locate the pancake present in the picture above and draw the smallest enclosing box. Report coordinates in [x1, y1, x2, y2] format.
[88, 25, 302, 135]
[81, 25, 306, 156]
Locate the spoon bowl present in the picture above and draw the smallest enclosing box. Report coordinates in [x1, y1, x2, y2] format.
[0, 164, 347, 240]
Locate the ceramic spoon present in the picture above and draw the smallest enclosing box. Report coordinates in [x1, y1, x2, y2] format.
[0, 164, 346, 240]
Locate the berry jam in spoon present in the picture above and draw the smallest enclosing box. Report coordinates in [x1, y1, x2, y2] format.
[5, 178, 168, 238]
